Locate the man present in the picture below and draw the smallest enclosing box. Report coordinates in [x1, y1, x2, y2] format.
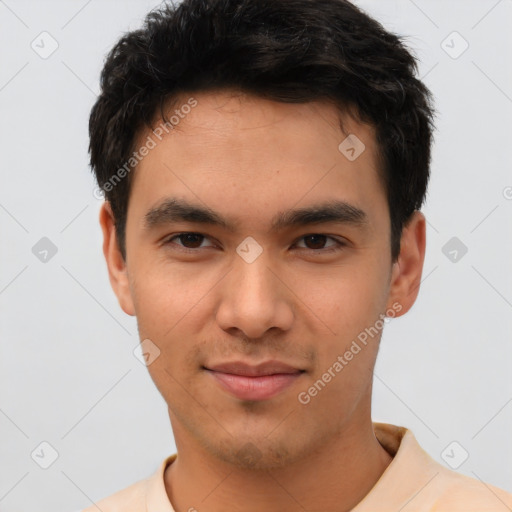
[83, 0, 512, 510]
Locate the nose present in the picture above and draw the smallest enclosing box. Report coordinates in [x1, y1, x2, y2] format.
[215, 252, 294, 340]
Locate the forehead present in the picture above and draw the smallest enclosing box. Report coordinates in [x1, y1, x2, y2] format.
[147, 89, 376, 154]
[128, 90, 386, 231]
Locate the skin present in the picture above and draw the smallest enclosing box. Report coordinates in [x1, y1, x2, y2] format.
[100, 89, 426, 512]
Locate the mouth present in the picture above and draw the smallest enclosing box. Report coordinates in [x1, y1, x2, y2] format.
[202, 360, 305, 401]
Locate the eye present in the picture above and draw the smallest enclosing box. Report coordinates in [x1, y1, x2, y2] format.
[163, 232, 215, 251]
[294, 234, 346, 253]
[162, 232, 346, 254]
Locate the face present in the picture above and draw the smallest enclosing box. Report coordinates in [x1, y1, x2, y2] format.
[101, 90, 424, 470]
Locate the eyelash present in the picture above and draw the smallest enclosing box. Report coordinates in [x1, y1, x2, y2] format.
[162, 232, 346, 255]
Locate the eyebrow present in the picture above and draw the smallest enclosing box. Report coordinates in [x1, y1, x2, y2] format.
[143, 197, 368, 233]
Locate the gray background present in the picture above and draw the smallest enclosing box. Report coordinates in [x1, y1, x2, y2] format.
[0, 0, 511, 510]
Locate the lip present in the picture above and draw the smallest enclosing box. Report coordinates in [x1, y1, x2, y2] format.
[205, 360, 303, 377]
[204, 360, 305, 401]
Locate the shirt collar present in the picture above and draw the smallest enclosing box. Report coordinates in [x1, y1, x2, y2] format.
[352, 422, 442, 511]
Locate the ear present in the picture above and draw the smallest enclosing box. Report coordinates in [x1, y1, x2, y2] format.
[99, 201, 135, 316]
[386, 211, 426, 317]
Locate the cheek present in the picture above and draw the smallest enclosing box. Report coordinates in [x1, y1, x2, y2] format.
[302, 265, 389, 377]
[296, 274, 386, 411]
[302, 262, 388, 331]
[128, 261, 216, 372]
[129, 259, 210, 335]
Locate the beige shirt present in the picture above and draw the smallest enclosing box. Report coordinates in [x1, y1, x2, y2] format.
[81, 422, 512, 511]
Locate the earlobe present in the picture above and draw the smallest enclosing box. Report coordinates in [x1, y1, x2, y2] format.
[99, 202, 136, 316]
[386, 211, 426, 317]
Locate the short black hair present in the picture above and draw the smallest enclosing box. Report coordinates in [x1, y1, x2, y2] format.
[89, 0, 435, 261]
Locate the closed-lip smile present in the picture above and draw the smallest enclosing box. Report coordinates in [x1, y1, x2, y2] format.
[203, 360, 305, 401]
[204, 360, 305, 376]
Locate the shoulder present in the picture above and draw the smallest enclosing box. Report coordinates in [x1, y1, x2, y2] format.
[430, 468, 512, 511]
[80, 478, 148, 512]
[369, 423, 512, 511]
[78, 454, 177, 512]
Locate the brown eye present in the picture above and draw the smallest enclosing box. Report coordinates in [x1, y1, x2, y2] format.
[164, 232, 213, 250]
[303, 234, 328, 250]
[177, 233, 204, 248]
[295, 234, 343, 252]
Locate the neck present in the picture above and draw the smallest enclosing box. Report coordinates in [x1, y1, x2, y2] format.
[164, 415, 393, 512]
